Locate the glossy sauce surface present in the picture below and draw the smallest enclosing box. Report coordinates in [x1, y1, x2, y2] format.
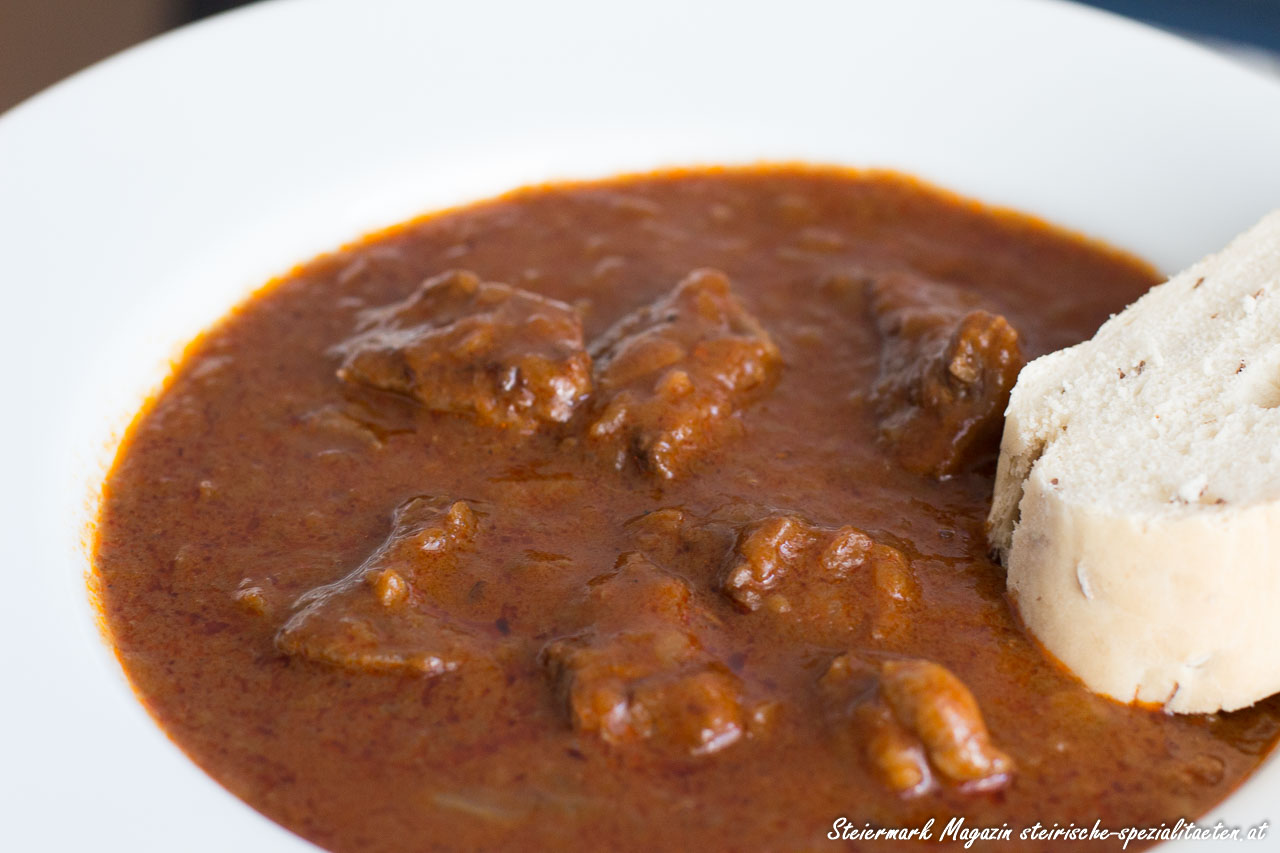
[94, 168, 1280, 852]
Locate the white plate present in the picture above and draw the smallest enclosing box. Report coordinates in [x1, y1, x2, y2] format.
[3, 0, 1279, 850]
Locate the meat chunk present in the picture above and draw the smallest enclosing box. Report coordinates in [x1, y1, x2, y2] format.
[868, 272, 1024, 476]
[718, 514, 918, 643]
[581, 551, 696, 626]
[587, 269, 781, 478]
[275, 497, 487, 675]
[820, 654, 1014, 796]
[857, 700, 933, 795]
[879, 659, 1014, 786]
[624, 507, 733, 575]
[335, 269, 592, 432]
[723, 516, 843, 610]
[626, 505, 917, 644]
[544, 637, 746, 757]
[541, 554, 748, 757]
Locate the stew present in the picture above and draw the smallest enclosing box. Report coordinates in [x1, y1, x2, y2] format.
[94, 167, 1280, 852]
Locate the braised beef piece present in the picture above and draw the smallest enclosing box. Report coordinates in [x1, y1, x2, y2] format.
[624, 506, 734, 575]
[868, 271, 1023, 476]
[275, 497, 490, 675]
[623, 505, 918, 647]
[718, 513, 918, 644]
[335, 269, 592, 432]
[587, 269, 781, 479]
[819, 654, 1014, 796]
[541, 553, 751, 757]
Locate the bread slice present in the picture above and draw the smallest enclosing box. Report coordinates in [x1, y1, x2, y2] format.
[988, 210, 1280, 713]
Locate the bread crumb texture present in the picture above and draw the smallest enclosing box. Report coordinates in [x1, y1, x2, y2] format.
[989, 210, 1280, 713]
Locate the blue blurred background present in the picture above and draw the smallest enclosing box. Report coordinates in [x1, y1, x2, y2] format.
[1085, 0, 1280, 51]
[2, 0, 1279, 114]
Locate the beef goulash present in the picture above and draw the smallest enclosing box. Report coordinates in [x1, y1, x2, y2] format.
[93, 167, 1280, 853]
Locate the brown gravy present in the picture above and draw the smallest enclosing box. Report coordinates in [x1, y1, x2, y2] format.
[94, 167, 1280, 852]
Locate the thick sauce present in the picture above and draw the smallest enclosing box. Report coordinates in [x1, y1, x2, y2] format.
[94, 167, 1280, 852]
